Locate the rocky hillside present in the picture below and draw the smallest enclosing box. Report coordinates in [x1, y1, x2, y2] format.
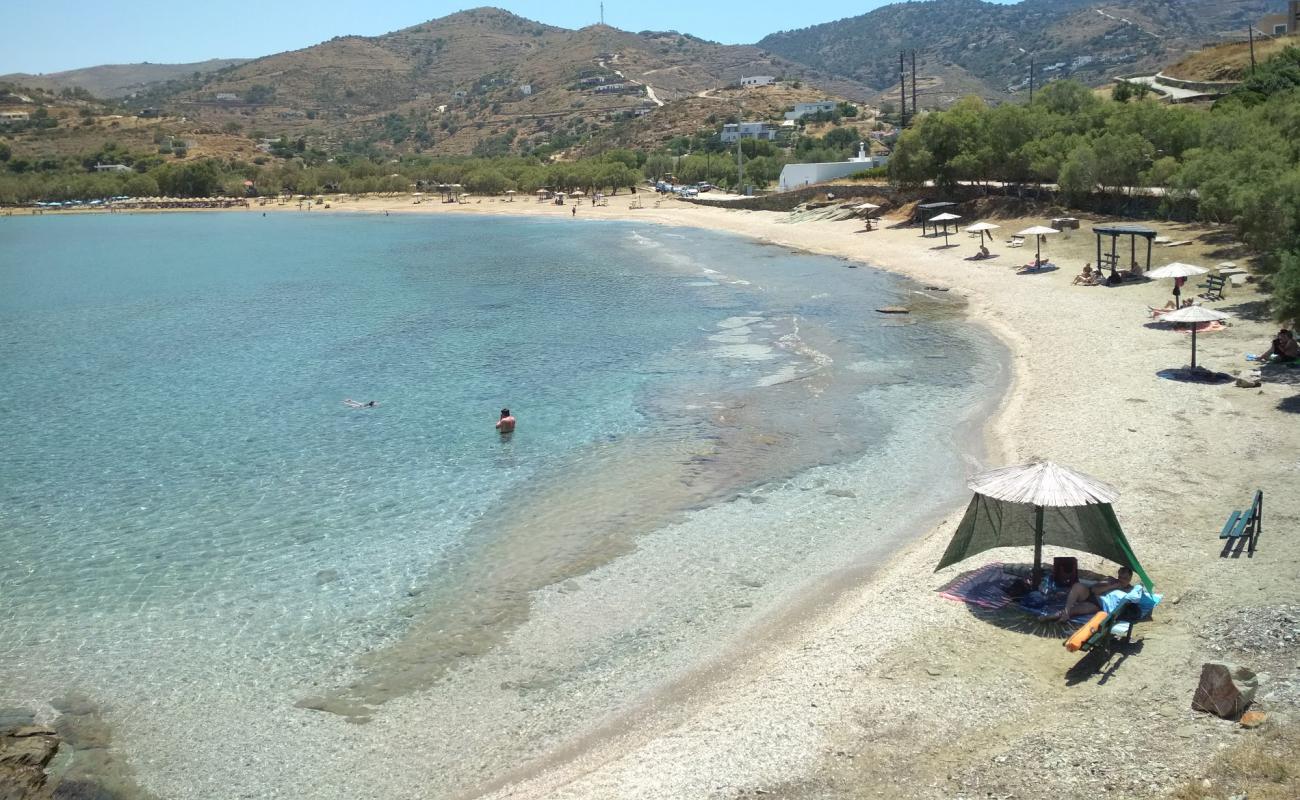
[125, 7, 873, 157]
[757, 0, 1278, 104]
[0, 59, 248, 99]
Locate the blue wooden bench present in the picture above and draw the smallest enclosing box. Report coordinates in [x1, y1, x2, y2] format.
[1219, 490, 1263, 557]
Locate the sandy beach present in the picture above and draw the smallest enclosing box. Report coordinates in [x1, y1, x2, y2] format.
[284, 190, 1296, 799]
[11, 192, 1299, 799]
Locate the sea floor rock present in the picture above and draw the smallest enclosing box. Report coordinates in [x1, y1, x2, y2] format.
[1191, 662, 1259, 720]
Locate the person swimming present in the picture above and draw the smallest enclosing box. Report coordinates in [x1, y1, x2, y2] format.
[343, 399, 378, 408]
[495, 408, 516, 433]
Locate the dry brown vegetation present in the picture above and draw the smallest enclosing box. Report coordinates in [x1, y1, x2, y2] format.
[1171, 721, 1300, 800]
[1166, 34, 1300, 82]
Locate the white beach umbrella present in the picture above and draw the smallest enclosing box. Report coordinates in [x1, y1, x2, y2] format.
[968, 459, 1119, 507]
[966, 221, 1000, 246]
[570, 190, 585, 197]
[1161, 305, 1230, 371]
[1146, 262, 1208, 307]
[1017, 226, 1058, 262]
[929, 212, 962, 245]
[855, 202, 880, 211]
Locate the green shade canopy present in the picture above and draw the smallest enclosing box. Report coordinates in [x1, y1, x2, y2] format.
[935, 459, 1153, 590]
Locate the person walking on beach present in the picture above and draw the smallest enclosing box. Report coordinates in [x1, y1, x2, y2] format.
[496, 408, 516, 434]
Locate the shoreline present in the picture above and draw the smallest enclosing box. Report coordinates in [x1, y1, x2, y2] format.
[8, 194, 1297, 799]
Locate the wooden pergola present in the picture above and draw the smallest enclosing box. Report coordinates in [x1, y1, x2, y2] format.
[917, 201, 957, 236]
[1093, 224, 1157, 280]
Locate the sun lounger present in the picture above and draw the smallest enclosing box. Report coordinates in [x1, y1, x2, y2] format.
[1007, 235, 1025, 248]
[1219, 490, 1262, 556]
[1066, 599, 1144, 653]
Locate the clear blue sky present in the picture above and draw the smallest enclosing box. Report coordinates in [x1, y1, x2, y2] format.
[4, 1, 1015, 75]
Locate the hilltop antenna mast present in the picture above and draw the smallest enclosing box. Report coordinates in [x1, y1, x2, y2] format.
[600, 2, 605, 25]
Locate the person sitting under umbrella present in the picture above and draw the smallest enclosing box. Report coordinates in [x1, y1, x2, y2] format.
[1050, 566, 1133, 622]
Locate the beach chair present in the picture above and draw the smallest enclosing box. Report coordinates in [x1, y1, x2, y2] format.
[1007, 235, 1025, 248]
[1199, 275, 1227, 301]
[1219, 490, 1263, 556]
[1065, 599, 1144, 653]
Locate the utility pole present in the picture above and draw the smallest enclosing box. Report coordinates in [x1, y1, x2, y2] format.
[911, 50, 918, 118]
[899, 51, 907, 127]
[1029, 55, 1035, 102]
[1248, 27, 1257, 75]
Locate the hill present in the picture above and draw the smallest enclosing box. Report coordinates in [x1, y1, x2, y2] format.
[757, 0, 1278, 105]
[1165, 32, 1300, 81]
[130, 7, 873, 157]
[0, 59, 249, 99]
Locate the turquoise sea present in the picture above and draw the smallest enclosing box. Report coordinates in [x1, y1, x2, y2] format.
[0, 211, 1004, 798]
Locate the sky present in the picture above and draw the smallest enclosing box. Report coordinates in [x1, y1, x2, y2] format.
[4, 0, 1016, 75]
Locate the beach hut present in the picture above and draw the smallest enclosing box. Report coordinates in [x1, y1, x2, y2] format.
[1017, 226, 1059, 265]
[965, 221, 1000, 247]
[936, 459, 1152, 590]
[1160, 305, 1230, 372]
[1145, 262, 1208, 308]
[930, 212, 962, 245]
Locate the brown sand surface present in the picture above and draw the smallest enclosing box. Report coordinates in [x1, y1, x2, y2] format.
[16, 192, 1299, 798]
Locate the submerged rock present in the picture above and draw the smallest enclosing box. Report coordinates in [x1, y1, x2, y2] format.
[874, 306, 910, 314]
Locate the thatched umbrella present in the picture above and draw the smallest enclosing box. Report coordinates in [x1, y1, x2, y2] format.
[1161, 305, 1230, 371]
[931, 212, 962, 245]
[965, 221, 1000, 247]
[1145, 262, 1208, 308]
[1017, 225, 1059, 264]
[936, 459, 1151, 589]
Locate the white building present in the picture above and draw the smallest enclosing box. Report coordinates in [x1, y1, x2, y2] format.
[215, 92, 239, 102]
[740, 75, 775, 88]
[94, 163, 132, 173]
[720, 121, 782, 143]
[0, 110, 30, 121]
[784, 101, 837, 120]
[777, 143, 890, 192]
[519, 84, 533, 96]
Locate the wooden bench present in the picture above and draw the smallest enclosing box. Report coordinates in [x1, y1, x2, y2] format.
[1220, 490, 1263, 557]
[1199, 274, 1228, 301]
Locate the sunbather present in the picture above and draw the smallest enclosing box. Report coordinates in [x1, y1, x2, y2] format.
[1072, 264, 1096, 285]
[1050, 566, 1133, 622]
[1261, 329, 1300, 363]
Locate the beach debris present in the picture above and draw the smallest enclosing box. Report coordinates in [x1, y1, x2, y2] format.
[1192, 662, 1258, 719]
[1235, 377, 1262, 389]
[875, 306, 910, 314]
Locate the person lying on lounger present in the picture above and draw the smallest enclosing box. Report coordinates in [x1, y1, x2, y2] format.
[1050, 566, 1133, 622]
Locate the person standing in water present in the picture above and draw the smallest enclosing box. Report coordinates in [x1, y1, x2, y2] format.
[495, 408, 516, 434]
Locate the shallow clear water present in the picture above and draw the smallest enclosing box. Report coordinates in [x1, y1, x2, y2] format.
[0, 211, 1004, 797]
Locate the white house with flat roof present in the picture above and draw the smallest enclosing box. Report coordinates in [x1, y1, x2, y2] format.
[777, 143, 889, 192]
[784, 101, 837, 120]
[740, 75, 775, 88]
[720, 121, 782, 143]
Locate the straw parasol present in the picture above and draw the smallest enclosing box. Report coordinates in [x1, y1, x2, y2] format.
[855, 202, 880, 211]
[930, 212, 962, 245]
[937, 459, 1151, 589]
[570, 190, 585, 197]
[1017, 226, 1059, 264]
[1145, 262, 1208, 307]
[1161, 305, 1230, 371]
[965, 221, 1000, 247]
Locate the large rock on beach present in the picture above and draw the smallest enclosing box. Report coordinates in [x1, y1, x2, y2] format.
[1191, 662, 1258, 719]
[0, 724, 59, 800]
